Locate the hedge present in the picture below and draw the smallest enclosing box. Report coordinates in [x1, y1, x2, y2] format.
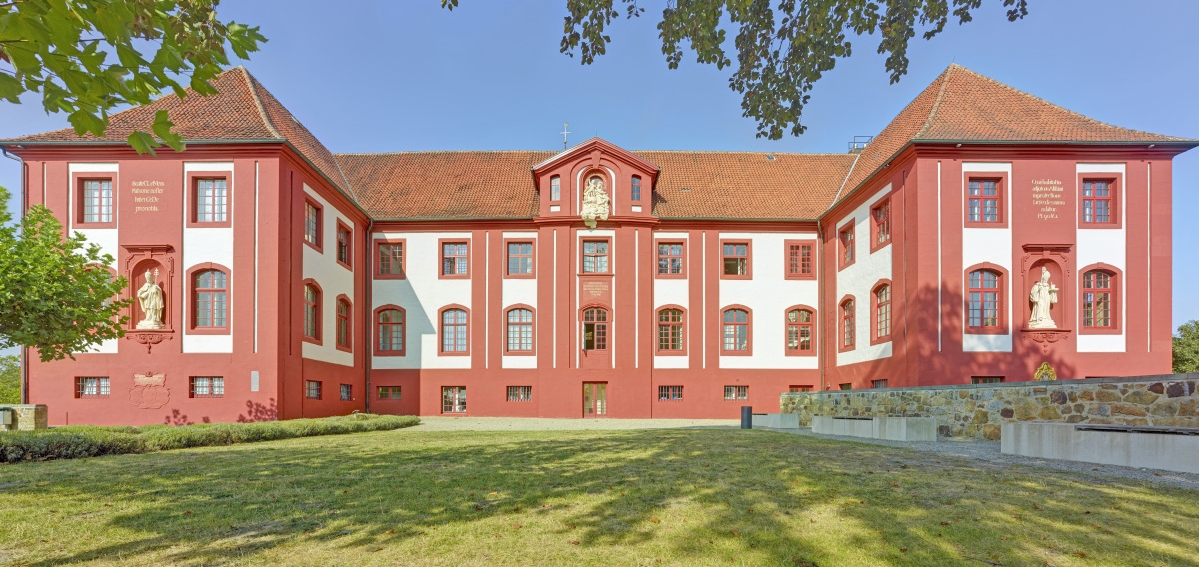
[0, 413, 420, 464]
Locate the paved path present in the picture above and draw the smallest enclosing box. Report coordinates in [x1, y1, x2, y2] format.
[410, 416, 739, 431]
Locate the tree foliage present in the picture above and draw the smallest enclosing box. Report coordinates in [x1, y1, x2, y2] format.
[0, 354, 18, 404]
[1173, 320, 1199, 374]
[444, 0, 1028, 139]
[0, 0, 265, 154]
[0, 186, 130, 362]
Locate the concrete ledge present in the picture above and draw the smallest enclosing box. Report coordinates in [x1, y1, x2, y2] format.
[0, 405, 49, 431]
[812, 416, 937, 441]
[1001, 422, 1199, 474]
[751, 413, 799, 429]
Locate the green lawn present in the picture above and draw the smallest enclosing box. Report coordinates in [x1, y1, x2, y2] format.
[0, 427, 1195, 566]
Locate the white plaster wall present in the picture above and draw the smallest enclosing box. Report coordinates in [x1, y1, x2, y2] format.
[718, 232, 819, 370]
[501, 231, 537, 369]
[1076, 163, 1127, 353]
[835, 186, 895, 366]
[652, 232, 690, 369]
[372, 231, 472, 370]
[960, 163, 1014, 353]
[68, 163, 120, 354]
[182, 162, 234, 353]
[300, 184, 355, 367]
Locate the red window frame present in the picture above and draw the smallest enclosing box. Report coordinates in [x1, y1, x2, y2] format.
[784, 305, 816, 357]
[302, 279, 322, 344]
[442, 386, 467, 413]
[1079, 177, 1121, 228]
[723, 385, 748, 401]
[655, 240, 686, 279]
[439, 240, 470, 279]
[374, 305, 406, 356]
[720, 305, 752, 356]
[1079, 263, 1122, 335]
[335, 295, 352, 352]
[837, 220, 856, 270]
[377, 385, 402, 400]
[504, 239, 536, 279]
[784, 240, 816, 280]
[871, 280, 892, 345]
[187, 172, 232, 228]
[581, 307, 609, 351]
[305, 380, 322, 400]
[581, 239, 610, 274]
[75, 376, 110, 398]
[839, 296, 856, 352]
[374, 239, 406, 280]
[303, 199, 323, 252]
[439, 305, 470, 355]
[658, 385, 683, 401]
[335, 220, 353, 270]
[507, 386, 533, 402]
[505, 305, 536, 355]
[189, 376, 225, 398]
[964, 263, 1008, 335]
[964, 173, 1009, 228]
[189, 264, 230, 334]
[631, 175, 642, 202]
[870, 198, 891, 252]
[655, 305, 686, 355]
[719, 240, 752, 280]
[550, 175, 561, 201]
[75, 175, 116, 228]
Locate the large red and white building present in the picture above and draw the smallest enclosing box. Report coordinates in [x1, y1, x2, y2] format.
[3, 65, 1193, 424]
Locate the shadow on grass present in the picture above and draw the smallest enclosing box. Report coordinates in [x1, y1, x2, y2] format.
[5, 428, 1197, 566]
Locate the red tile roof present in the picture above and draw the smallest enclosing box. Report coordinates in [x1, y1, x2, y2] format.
[6, 64, 1193, 221]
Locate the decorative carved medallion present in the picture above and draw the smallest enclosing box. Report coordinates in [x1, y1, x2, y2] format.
[1033, 362, 1058, 382]
[580, 176, 610, 229]
[1021, 328, 1071, 354]
[130, 372, 170, 409]
[127, 330, 173, 353]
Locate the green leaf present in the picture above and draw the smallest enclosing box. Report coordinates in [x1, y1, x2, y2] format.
[127, 131, 159, 156]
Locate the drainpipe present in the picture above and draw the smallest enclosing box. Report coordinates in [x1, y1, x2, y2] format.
[2, 149, 28, 404]
[364, 220, 374, 414]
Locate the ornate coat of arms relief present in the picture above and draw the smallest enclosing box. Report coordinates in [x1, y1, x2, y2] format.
[581, 177, 610, 229]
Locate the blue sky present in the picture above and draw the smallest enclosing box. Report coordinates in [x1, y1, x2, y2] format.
[1, 0, 1196, 333]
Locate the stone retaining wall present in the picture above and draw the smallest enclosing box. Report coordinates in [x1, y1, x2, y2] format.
[779, 375, 1199, 440]
[0, 405, 49, 431]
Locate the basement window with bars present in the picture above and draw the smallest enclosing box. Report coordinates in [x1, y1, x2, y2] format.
[659, 385, 683, 401]
[75, 377, 110, 398]
[506, 386, 533, 402]
[190, 376, 224, 398]
[377, 386, 402, 400]
[723, 385, 748, 401]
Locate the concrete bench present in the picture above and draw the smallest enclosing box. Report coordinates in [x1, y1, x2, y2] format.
[811, 416, 936, 442]
[751, 413, 799, 429]
[1001, 422, 1199, 474]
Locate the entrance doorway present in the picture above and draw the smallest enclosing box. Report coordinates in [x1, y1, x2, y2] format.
[582, 382, 607, 417]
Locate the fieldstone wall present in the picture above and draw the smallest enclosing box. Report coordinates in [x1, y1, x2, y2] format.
[780, 375, 1199, 440]
[0, 404, 49, 431]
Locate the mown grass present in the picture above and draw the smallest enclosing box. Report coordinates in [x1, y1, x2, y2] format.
[0, 427, 1195, 566]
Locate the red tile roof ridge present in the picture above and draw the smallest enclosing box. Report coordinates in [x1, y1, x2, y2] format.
[913, 65, 955, 140]
[238, 66, 283, 140]
[333, 149, 557, 156]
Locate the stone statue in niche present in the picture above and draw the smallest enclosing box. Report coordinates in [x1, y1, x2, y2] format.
[136, 269, 165, 329]
[1027, 267, 1058, 329]
[580, 176, 610, 229]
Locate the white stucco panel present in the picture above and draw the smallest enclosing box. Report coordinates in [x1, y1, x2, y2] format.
[301, 184, 356, 367]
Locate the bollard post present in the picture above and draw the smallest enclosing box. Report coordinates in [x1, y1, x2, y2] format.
[741, 406, 753, 429]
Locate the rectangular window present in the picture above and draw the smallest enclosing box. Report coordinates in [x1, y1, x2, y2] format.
[189, 376, 225, 398]
[336, 224, 352, 267]
[378, 242, 404, 277]
[75, 377, 110, 398]
[195, 179, 228, 223]
[507, 242, 534, 276]
[305, 380, 322, 400]
[550, 176, 561, 201]
[657, 242, 684, 276]
[871, 199, 891, 249]
[442, 386, 467, 413]
[631, 176, 642, 201]
[967, 179, 1003, 224]
[441, 242, 469, 276]
[786, 242, 815, 279]
[971, 376, 1004, 384]
[507, 386, 533, 402]
[1081, 180, 1114, 225]
[81, 179, 114, 224]
[582, 240, 609, 273]
[304, 202, 321, 248]
[722, 242, 749, 277]
[788, 386, 812, 393]
[340, 384, 352, 401]
[872, 379, 888, 389]
[659, 385, 683, 401]
[839, 383, 852, 391]
[377, 386, 402, 399]
[723, 385, 748, 401]
[838, 224, 855, 269]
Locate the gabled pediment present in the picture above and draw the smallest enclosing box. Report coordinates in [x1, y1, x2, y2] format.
[532, 137, 660, 179]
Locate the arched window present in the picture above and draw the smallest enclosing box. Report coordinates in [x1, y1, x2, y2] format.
[377, 307, 405, 354]
[194, 269, 227, 329]
[722, 308, 749, 352]
[657, 308, 684, 352]
[840, 299, 855, 350]
[582, 307, 608, 351]
[967, 269, 1002, 329]
[874, 284, 891, 340]
[1082, 270, 1114, 328]
[441, 308, 468, 353]
[506, 308, 534, 352]
[786, 308, 814, 354]
[303, 283, 320, 340]
[631, 175, 642, 201]
[335, 297, 351, 350]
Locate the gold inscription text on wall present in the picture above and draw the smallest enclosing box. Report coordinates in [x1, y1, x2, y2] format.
[1031, 179, 1065, 221]
[582, 281, 609, 297]
[131, 180, 165, 213]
